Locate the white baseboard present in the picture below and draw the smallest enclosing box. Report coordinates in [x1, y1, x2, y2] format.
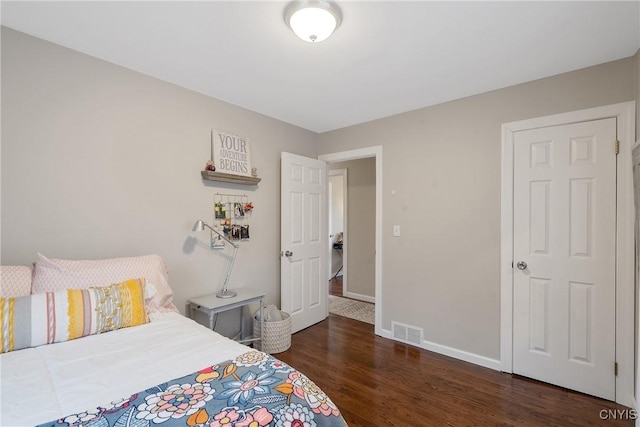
[378, 328, 501, 371]
[344, 292, 375, 303]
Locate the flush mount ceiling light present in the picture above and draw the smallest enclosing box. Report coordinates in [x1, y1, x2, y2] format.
[284, 0, 342, 43]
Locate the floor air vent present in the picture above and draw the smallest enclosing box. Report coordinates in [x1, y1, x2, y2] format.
[392, 321, 423, 346]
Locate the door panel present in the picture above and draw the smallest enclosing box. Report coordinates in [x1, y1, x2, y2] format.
[529, 180, 550, 255]
[528, 277, 550, 355]
[281, 152, 328, 333]
[568, 281, 593, 363]
[513, 118, 616, 400]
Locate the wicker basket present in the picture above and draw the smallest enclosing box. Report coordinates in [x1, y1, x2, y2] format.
[253, 311, 291, 354]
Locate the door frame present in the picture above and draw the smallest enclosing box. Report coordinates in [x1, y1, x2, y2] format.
[500, 101, 636, 407]
[328, 168, 347, 294]
[319, 146, 383, 335]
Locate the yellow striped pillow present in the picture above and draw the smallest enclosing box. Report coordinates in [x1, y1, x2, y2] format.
[0, 278, 149, 353]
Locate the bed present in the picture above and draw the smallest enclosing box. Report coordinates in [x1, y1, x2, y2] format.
[0, 254, 347, 427]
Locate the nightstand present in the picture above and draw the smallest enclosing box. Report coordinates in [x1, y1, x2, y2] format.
[188, 288, 265, 347]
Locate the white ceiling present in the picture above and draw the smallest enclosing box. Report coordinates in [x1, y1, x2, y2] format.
[2, 1, 639, 133]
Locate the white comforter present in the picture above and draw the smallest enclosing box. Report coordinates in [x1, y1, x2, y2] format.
[0, 312, 249, 426]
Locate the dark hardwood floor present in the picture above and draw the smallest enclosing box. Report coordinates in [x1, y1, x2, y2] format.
[277, 313, 633, 426]
[329, 276, 343, 296]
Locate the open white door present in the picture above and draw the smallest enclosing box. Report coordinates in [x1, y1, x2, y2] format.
[281, 152, 328, 333]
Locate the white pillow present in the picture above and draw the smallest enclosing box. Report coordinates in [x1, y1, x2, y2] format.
[31, 253, 177, 313]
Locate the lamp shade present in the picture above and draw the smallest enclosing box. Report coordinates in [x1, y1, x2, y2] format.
[285, 1, 341, 43]
[192, 220, 206, 232]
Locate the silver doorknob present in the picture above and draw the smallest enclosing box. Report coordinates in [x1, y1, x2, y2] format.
[285, 250, 293, 257]
[516, 261, 528, 270]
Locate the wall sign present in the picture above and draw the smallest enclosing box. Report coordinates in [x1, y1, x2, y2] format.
[212, 129, 252, 177]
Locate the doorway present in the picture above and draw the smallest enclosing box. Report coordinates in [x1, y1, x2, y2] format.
[319, 146, 383, 334]
[328, 161, 375, 304]
[329, 168, 346, 293]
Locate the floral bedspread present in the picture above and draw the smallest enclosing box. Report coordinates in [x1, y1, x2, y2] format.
[37, 351, 347, 427]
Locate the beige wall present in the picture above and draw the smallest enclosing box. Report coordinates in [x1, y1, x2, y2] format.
[319, 57, 635, 360]
[0, 28, 319, 325]
[329, 173, 344, 277]
[636, 49, 640, 137]
[330, 159, 376, 299]
[2, 26, 637, 362]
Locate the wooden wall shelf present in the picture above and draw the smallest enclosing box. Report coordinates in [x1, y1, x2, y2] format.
[201, 171, 261, 185]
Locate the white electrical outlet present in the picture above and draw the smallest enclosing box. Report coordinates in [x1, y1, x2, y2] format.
[393, 225, 400, 237]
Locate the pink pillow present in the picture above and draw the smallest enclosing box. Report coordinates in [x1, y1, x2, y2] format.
[0, 265, 33, 297]
[31, 253, 177, 313]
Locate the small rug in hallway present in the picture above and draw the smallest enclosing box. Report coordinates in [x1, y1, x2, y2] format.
[329, 295, 375, 325]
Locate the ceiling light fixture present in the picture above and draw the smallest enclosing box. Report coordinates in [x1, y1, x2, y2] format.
[284, 0, 342, 43]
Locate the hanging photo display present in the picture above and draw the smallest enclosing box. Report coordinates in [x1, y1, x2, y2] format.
[212, 193, 253, 243]
[211, 129, 252, 177]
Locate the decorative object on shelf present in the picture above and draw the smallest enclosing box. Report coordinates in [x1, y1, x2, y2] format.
[284, 0, 342, 43]
[212, 129, 252, 177]
[192, 220, 239, 299]
[201, 130, 261, 185]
